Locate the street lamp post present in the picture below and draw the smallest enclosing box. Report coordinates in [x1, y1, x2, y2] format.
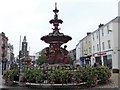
[19, 35, 21, 75]
[98, 28, 102, 65]
[19, 51, 21, 74]
[98, 24, 104, 65]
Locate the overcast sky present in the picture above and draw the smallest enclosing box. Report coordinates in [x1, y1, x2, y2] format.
[0, 0, 119, 56]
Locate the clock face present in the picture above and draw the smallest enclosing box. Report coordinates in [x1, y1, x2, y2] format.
[24, 43, 26, 46]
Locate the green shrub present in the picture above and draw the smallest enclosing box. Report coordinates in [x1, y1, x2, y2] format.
[94, 66, 111, 83]
[23, 67, 44, 83]
[17, 65, 111, 87]
[3, 69, 19, 81]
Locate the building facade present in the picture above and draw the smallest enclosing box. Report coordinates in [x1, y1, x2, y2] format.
[82, 33, 92, 66]
[91, 22, 113, 68]
[0, 32, 8, 73]
[0, 32, 8, 62]
[35, 51, 40, 60]
[68, 49, 76, 65]
[76, 33, 92, 66]
[75, 42, 81, 66]
[75, 16, 120, 72]
[112, 16, 120, 72]
[29, 55, 35, 65]
[7, 43, 14, 68]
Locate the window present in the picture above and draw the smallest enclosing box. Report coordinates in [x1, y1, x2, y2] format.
[89, 41, 90, 44]
[102, 28, 104, 36]
[97, 44, 99, 51]
[89, 47, 91, 53]
[102, 42, 105, 50]
[86, 38, 87, 44]
[107, 25, 109, 34]
[93, 46, 95, 52]
[96, 31, 98, 39]
[108, 40, 111, 49]
[93, 34, 94, 41]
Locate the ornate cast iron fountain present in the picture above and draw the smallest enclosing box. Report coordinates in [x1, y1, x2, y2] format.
[41, 3, 72, 64]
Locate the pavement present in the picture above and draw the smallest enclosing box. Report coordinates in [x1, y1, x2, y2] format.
[0, 63, 3, 88]
[96, 72, 119, 88]
[0, 63, 7, 88]
[0, 75, 6, 88]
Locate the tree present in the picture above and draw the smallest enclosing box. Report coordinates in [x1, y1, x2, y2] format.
[68, 55, 74, 65]
[37, 50, 46, 65]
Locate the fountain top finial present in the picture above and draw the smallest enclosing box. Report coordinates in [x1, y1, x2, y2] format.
[49, 2, 63, 31]
[55, 2, 57, 10]
[53, 2, 59, 14]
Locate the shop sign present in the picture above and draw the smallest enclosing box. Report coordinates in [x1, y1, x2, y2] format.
[83, 50, 88, 55]
[97, 52, 106, 56]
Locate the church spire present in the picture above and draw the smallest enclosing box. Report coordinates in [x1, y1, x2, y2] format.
[23, 36, 27, 42]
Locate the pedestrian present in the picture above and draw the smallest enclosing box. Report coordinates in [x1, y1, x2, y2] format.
[94, 62, 97, 67]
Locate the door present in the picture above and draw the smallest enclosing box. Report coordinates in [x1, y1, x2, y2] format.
[103, 55, 107, 66]
[95, 57, 102, 65]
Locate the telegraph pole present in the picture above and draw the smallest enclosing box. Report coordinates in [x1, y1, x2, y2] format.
[19, 35, 21, 74]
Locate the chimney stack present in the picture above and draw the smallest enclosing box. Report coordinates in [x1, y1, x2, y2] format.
[99, 24, 104, 28]
[87, 32, 91, 35]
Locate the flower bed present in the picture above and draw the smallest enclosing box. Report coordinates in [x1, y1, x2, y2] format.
[3, 68, 19, 86]
[3, 65, 111, 87]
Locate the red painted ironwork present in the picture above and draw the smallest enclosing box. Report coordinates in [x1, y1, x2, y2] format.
[41, 3, 72, 64]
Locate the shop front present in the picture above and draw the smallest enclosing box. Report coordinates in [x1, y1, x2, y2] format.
[95, 56, 102, 65]
[80, 57, 84, 67]
[84, 55, 92, 66]
[94, 51, 112, 68]
[102, 51, 112, 69]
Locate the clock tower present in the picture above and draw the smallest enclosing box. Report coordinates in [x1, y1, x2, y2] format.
[19, 36, 29, 58]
